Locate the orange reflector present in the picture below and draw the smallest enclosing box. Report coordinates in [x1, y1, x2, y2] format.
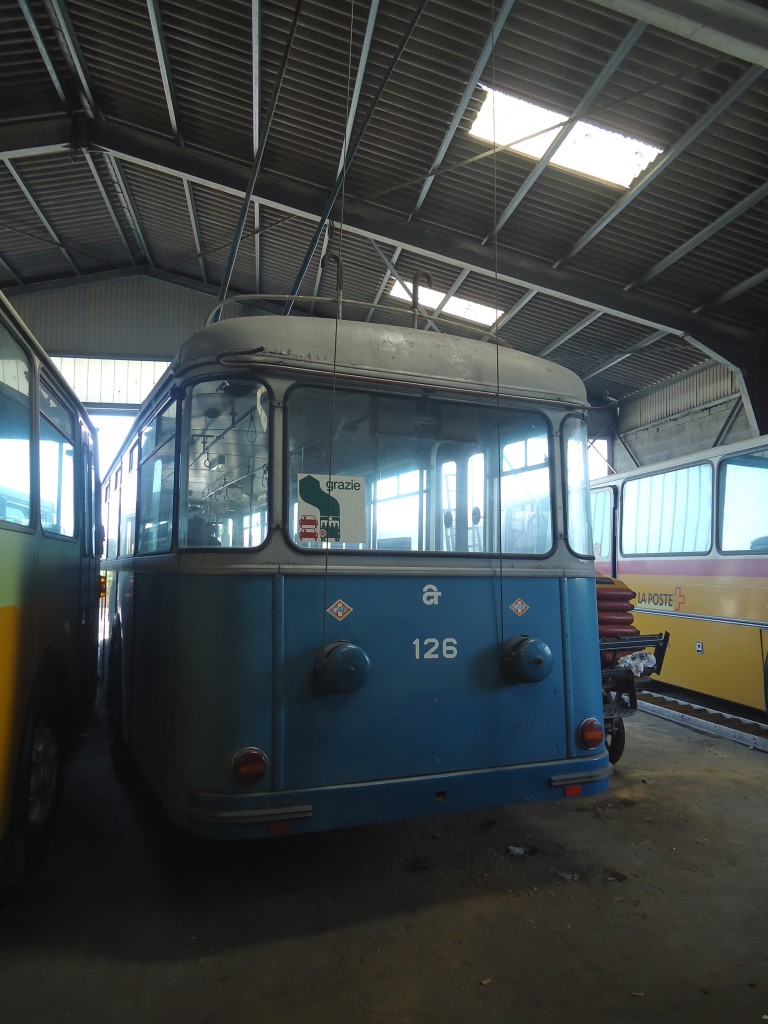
[99, 574, 107, 598]
[268, 821, 292, 836]
[577, 717, 604, 750]
[231, 747, 269, 786]
[564, 784, 582, 797]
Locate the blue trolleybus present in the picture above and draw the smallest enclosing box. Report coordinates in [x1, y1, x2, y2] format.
[100, 311, 609, 838]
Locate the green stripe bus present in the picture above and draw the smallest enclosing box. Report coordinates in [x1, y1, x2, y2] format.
[0, 291, 101, 888]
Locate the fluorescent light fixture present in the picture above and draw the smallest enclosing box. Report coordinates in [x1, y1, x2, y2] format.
[470, 88, 662, 188]
[390, 280, 502, 326]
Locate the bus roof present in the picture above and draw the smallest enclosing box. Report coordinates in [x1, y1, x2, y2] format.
[172, 316, 588, 407]
[590, 432, 768, 486]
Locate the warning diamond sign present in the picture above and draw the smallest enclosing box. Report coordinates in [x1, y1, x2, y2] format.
[327, 599, 353, 622]
[510, 598, 529, 616]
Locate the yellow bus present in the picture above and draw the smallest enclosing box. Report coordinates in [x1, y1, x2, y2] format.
[591, 436, 768, 713]
[0, 291, 101, 887]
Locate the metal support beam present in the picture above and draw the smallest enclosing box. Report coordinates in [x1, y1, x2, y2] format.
[582, 329, 667, 380]
[80, 149, 137, 264]
[102, 155, 153, 265]
[368, 239, 440, 332]
[183, 179, 207, 283]
[539, 311, 603, 357]
[252, 0, 261, 291]
[17, 0, 70, 109]
[588, 0, 768, 68]
[44, 0, 99, 117]
[51, 116, 763, 361]
[3, 157, 80, 273]
[146, 0, 181, 142]
[713, 396, 744, 446]
[631, 180, 768, 289]
[480, 289, 538, 342]
[557, 63, 764, 267]
[214, 0, 305, 315]
[410, 0, 516, 219]
[0, 251, 24, 286]
[284, 0, 428, 314]
[489, 20, 646, 239]
[458, 24, 644, 337]
[365, 245, 401, 322]
[310, 0, 380, 311]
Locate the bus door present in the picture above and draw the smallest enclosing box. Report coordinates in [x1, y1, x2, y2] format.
[591, 485, 617, 577]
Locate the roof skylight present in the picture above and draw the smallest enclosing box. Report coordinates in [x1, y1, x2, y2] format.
[470, 88, 662, 188]
[389, 280, 502, 326]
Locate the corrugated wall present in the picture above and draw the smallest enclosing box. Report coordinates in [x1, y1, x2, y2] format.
[612, 362, 758, 470]
[8, 276, 220, 359]
[618, 363, 740, 433]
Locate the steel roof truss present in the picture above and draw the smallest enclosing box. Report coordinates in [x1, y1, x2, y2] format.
[3, 157, 80, 274]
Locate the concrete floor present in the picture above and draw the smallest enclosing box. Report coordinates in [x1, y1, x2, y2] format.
[2, 707, 767, 1024]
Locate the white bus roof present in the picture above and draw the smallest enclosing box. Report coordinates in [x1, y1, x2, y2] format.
[173, 316, 588, 407]
[590, 432, 768, 486]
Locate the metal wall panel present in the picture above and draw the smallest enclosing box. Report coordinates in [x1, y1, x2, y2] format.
[9, 277, 218, 359]
[618, 362, 740, 432]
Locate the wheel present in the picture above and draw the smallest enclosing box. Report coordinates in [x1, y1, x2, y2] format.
[26, 710, 63, 839]
[6, 687, 66, 882]
[604, 715, 626, 764]
[106, 635, 130, 774]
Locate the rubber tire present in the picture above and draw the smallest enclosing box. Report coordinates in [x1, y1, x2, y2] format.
[26, 707, 64, 841]
[106, 636, 131, 775]
[605, 716, 626, 765]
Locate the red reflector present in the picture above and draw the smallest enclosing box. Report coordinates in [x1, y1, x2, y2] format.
[564, 784, 582, 797]
[577, 717, 605, 750]
[231, 747, 269, 786]
[268, 821, 292, 836]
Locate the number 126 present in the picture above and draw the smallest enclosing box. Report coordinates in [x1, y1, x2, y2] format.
[412, 637, 458, 660]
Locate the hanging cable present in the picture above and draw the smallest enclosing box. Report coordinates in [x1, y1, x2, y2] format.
[320, 0, 357, 652]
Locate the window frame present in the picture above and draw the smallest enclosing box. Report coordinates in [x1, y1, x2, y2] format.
[0, 324, 35, 534]
[284, 379, 557, 558]
[38, 374, 78, 541]
[716, 444, 768, 555]
[619, 461, 714, 558]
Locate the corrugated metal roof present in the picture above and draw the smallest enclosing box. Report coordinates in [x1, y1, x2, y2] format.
[1, 0, 767, 423]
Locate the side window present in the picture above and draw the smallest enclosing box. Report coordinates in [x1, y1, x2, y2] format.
[0, 325, 32, 527]
[719, 447, 768, 552]
[106, 468, 120, 559]
[622, 464, 712, 555]
[181, 381, 270, 549]
[137, 401, 177, 554]
[39, 380, 76, 537]
[562, 416, 592, 557]
[80, 426, 98, 557]
[119, 442, 138, 556]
